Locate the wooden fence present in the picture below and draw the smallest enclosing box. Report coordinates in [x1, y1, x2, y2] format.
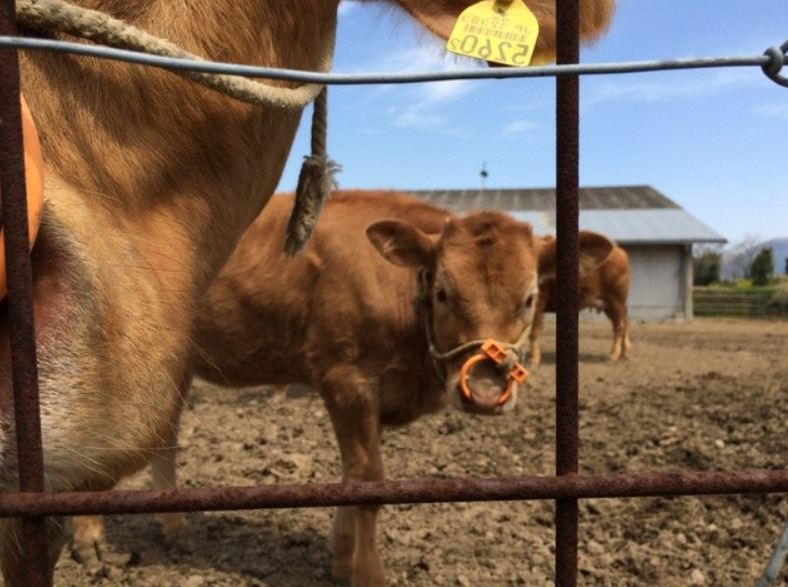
[693, 288, 788, 318]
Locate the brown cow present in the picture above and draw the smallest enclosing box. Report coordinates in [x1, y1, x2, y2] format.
[4, 1, 615, 584]
[136, 190, 615, 586]
[529, 234, 630, 365]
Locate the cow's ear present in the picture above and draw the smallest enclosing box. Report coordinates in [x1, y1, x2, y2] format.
[536, 236, 557, 279]
[393, 0, 615, 63]
[367, 220, 436, 268]
[577, 230, 615, 276]
[392, 0, 468, 40]
[530, 234, 552, 257]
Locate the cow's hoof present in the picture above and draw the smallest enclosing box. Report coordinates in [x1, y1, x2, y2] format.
[352, 564, 386, 587]
[71, 538, 102, 569]
[331, 556, 353, 582]
[70, 516, 105, 567]
[157, 512, 187, 546]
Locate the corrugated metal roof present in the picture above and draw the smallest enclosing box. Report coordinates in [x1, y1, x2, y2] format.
[407, 185, 680, 212]
[510, 209, 727, 245]
[405, 185, 726, 245]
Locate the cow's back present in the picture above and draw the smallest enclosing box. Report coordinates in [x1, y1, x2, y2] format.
[190, 191, 450, 388]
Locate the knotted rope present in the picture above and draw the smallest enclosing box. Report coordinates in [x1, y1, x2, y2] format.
[762, 40, 788, 89]
[284, 89, 341, 256]
[15, 0, 339, 253]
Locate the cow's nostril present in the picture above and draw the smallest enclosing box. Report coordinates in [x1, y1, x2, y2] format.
[463, 361, 509, 407]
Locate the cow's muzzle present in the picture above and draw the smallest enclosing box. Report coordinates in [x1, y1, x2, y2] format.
[458, 339, 529, 411]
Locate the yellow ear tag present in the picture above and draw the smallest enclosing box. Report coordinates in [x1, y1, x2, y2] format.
[446, 0, 540, 67]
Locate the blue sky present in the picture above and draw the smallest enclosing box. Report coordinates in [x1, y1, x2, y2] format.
[276, 1, 788, 248]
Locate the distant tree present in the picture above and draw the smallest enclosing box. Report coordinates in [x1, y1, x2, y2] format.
[748, 247, 774, 286]
[693, 249, 721, 285]
[725, 235, 763, 280]
[784, 256, 788, 275]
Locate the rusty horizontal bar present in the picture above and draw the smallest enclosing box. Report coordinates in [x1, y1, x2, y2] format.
[0, 469, 786, 519]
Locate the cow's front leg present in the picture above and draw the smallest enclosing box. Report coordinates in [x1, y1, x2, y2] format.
[618, 317, 631, 360]
[609, 326, 623, 361]
[319, 367, 385, 587]
[151, 373, 190, 545]
[605, 308, 629, 361]
[71, 515, 105, 564]
[1, 517, 65, 587]
[150, 420, 185, 544]
[329, 504, 355, 580]
[70, 479, 118, 564]
[528, 299, 547, 366]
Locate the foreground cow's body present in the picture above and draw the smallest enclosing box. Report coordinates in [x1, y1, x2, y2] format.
[165, 190, 613, 585]
[1, 1, 614, 583]
[529, 235, 630, 365]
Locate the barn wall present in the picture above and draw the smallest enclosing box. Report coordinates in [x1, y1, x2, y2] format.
[571, 244, 686, 324]
[623, 244, 686, 322]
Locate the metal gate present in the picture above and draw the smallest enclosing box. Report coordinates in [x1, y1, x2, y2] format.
[1, 2, 787, 586]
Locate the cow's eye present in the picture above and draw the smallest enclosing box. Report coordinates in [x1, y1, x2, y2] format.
[435, 287, 448, 304]
[518, 293, 535, 315]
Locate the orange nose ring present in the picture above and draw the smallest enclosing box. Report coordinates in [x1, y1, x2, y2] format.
[459, 339, 530, 407]
[0, 95, 45, 299]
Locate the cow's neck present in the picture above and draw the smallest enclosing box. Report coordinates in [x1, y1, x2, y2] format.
[412, 280, 451, 408]
[21, 0, 339, 294]
[70, 1, 338, 72]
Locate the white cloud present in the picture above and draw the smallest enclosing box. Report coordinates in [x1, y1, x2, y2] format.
[393, 107, 448, 128]
[368, 47, 483, 131]
[583, 68, 758, 105]
[378, 45, 480, 74]
[337, 27, 490, 133]
[337, 0, 361, 18]
[388, 83, 474, 133]
[755, 103, 788, 119]
[497, 119, 539, 139]
[420, 79, 476, 103]
[359, 44, 483, 102]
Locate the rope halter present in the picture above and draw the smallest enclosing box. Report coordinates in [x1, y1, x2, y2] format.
[414, 269, 531, 409]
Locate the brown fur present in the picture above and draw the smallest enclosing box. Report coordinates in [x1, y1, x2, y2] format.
[2, 1, 615, 584]
[529, 234, 631, 365]
[157, 190, 613, 586]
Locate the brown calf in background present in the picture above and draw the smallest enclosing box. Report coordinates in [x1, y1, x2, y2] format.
[529, 234, 630, 365]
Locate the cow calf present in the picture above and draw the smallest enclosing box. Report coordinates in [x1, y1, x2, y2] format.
[530, 234, 631, 365]
[134, 190, 613, 586]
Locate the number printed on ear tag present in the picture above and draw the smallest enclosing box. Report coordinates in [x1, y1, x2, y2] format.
[446, 0, 540, 67]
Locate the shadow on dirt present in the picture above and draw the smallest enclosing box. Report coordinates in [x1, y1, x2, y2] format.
[96, 510, 337, 586]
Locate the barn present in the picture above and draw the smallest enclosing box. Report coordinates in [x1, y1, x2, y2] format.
[407, 185, 727, 322]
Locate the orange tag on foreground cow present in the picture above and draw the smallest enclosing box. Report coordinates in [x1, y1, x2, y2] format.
[0, 95, 45, 299]
[446, 0, 541, 66]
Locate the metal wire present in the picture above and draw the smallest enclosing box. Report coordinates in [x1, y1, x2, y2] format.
[0, 34, 786, 87]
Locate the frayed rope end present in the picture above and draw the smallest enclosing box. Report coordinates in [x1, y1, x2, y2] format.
[283, 155, 341, 257]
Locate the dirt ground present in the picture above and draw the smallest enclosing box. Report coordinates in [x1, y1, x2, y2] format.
[53, 317, 788, 586]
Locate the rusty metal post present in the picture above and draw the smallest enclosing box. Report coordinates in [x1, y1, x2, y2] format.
[0, 1, 51, 585]
[554, 0, 580, 586]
